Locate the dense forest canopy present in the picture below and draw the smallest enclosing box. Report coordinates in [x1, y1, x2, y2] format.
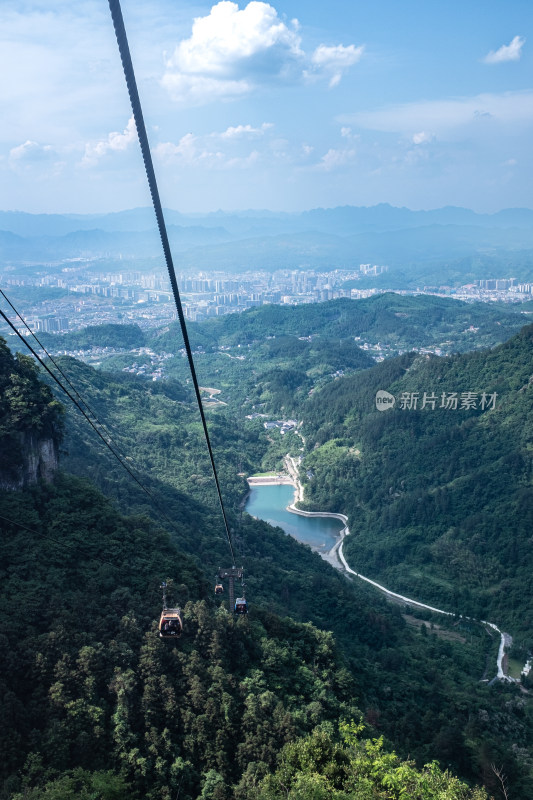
[1, 465, 501, 799]
[300, 323, 533, 633]
[145, 294, 528, 353]
[1, 311, 532, 799]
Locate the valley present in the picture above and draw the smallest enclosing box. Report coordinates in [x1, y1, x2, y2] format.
[1, 287, 532, 799]
[247, 448, 525, 686]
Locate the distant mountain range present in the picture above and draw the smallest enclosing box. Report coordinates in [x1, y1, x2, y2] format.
[1, 204, 532, 281]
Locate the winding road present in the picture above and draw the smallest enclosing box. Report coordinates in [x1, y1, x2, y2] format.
[283, 455, 514, 682]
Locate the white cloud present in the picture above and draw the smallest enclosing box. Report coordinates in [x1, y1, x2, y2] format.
[161, 73, 251, 106]
[154, 133, 200, 164]
[9, 140, 53, 164]
[218, 122, 273, 139]
[225, 150, 260, 168]
[172, 0, 302, 75]
[317, 147, 357, 171]
[153, 130, 261, 170]
[412, 131, 434, 145]
[162, 1, 362, 105]
[311, 43, 364, 87]
[152, 121, 315, 171]
[344, 91, 533, 138]
[82, 117, 137, 166]
[8, 140, 63, 175]
[163, 1, 303, 104]
[403, 145, 431, 167]
[483, 35, 525, 64]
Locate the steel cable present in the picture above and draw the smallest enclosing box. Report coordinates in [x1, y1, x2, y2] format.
[107, 0, 237, 566]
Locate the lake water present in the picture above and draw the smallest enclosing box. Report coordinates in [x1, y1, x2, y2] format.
[245, 483, 342, 552]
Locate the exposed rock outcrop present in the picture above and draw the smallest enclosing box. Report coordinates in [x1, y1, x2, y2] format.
[0, 432, 59, 491]
[0, 337, 63, 491]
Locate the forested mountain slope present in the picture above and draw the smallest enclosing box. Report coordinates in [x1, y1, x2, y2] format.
[5, 473, 506, 799]
[23, 296, 528, 424]
[0, 335, 509, 800]
[300, 323, 533, 633]
[0, 474, 364, 800]
[148, 294, 528, 355]
[22, 336, 530, 798]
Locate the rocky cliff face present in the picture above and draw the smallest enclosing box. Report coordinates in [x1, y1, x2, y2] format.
[0, 338, 64, 491]
[0, 431, 59, 491]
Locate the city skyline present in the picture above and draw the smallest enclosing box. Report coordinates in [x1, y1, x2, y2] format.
[1, 0, 532, 215]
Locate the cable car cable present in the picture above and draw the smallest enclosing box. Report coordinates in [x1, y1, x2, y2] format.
[0, 288, 236, 564]
[0, 287, 125, 449]
[0, 306, 183, 538]
[0, 305, 148, 492]
[0, 286, 170, 510]
[108, 0, 236, 567]
[0, 297, 233, 557]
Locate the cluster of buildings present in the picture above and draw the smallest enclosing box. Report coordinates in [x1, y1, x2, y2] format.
[175, 270, 360, 321]
[1, 258, 531, 337]
[359, 264, 389, 276]
[1, 265, 369, 332]
[431, 279, 533, 303]
[245, 413, 298, 436]
[476, 278, 532, 293]
[34, 317, 70, 332]
[120, 350, 174, 380]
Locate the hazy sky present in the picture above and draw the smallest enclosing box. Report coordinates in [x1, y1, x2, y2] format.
[2, 0, 532, 214]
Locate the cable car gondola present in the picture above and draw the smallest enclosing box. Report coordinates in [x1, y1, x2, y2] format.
[234, 597, 248, 615]
[159, 581, 183, 638]
[159, 608, 183, 638]
[214, 582, 224, 595]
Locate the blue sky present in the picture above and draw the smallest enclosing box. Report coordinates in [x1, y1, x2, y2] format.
[1, 0, 532, 214]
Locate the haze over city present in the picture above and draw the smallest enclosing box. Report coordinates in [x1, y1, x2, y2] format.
[2, 0, 532, 215]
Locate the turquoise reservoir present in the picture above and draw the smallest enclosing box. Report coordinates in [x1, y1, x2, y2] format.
[245, 483, 342, 552]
